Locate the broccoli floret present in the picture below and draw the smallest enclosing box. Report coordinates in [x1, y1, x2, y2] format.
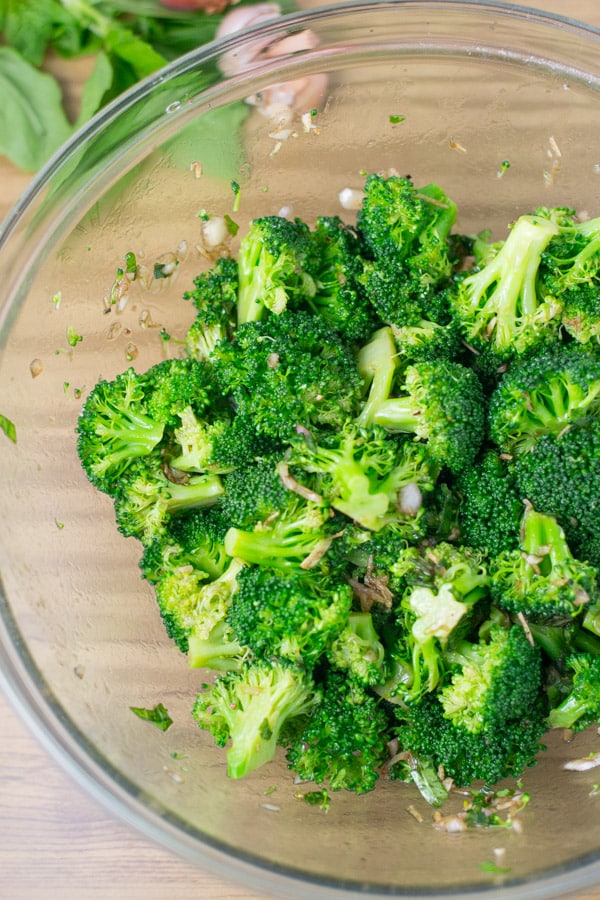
[513, 420, 600, 567]
[396, 688, 547, 788]
[388, 542, 491, 701]
[220, 456, 291, 529]
[370, 360, 485, 474]
[226, 566, 352, 666]
[450, 212, 562, 361]
[184, 257, 237, 362]
[236, 216, 316, 324]
[167, 406, 233, 474]
[488, 345, 600, 455]
[77, 367, 165, 495]
[153, 557, 246, 669]
[140, 507, 230, 585]
[223, 496, 337, 571]
[144, 356, 215, 427]
[326, 611, 387, 686]
[439, 622, 543, 734]
[288, 423, 437, 532]
[390, 316, 462, 364]
[113, 456, 224, 546]
[306, 216, 378, 341]
[539, 212, 600, 345]
[286, 671, 391, 794]
[455, 451, 523, 556]
[193, 658, 319, 778]
[357, 174, 457, 301]
[213, 310, 363, 440]
[547, 653, 600, 731]
[491, 506, 600, 626]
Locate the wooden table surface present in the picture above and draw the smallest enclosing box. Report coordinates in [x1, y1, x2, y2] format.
[2, 2, 600, 898]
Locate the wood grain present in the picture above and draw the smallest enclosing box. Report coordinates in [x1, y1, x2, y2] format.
[2, 3, 600, 898]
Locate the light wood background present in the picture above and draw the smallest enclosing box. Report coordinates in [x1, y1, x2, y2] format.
[2, 2, 600, 898]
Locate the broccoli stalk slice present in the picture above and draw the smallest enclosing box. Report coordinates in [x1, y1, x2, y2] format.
[456, 214, 560, 354]
[356, 326, 399, 427]
[157, 474, 225, 515]
[223, 502, 332, 569]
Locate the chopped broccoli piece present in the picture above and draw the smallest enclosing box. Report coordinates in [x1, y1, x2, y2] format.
[491, 506, 600, 626]
[326, 611, 386, 686]
[286, 672, 391, 794]
[236, 216, 316, 324]
[193, 658, 318, 778]
[547, 653, 600, 731]
[455, 451, 523, 557]
[288, 423, 437, 532]
[184, 257, 237, 362]
[450, 212, 562, 361]
[513, 420, 600, 567]
[370, 360, 485, 474]
[77, 367, 164, 495]
[227, 566, 352, 666]
[439, 622, 543, 734]
[113, 456, 224, 546]
[223, 496, 337, 571]
[213, 310, 363, 440]
[488, 345, 600, 455]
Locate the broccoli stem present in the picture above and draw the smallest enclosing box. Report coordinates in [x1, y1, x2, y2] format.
[165, 474, 224, 514]
[188, 620, 244, 671]
[372, 397, 422, 433]
[521, 508, 571, 572]
[547, 693, 588, 730]
[464, 214, 558, 348]
[356, 326, 399, 427]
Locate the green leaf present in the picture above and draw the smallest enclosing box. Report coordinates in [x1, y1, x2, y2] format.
[0, 413, 17, 443]
[75, 49, 114, 128]
[130, 702, 173, 731]
[0, 46, 73, 171]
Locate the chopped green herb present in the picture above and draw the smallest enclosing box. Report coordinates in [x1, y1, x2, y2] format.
[51, 291, 62, 309]
[55, 519, 65, 529]
[389, 114, 405, 124]
[154, 262, 174, 280]
[302, 789, 330, 811]
[224, 214, 239, 237]
[66, 326, 83, 347]
[0, 413, 16, 443]
[480, 861, 511, 875]
[130, 702, 173, 732]
[171, 751, 187, 760]
[124, 251, 138, 275]
[231, 179, 241, 212]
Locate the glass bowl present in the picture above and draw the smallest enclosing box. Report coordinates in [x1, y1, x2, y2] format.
[2, 1, 600, 897]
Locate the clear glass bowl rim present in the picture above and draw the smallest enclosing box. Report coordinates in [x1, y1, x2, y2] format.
[2, 2, 600, 898]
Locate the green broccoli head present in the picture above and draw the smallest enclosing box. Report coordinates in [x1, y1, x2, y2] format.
[288, 423, 437, 532]
[488, 345, 600, 455]
[395, 688, 547, 788]
[77, 366, 165, 495]
[223, 495, 338, 571]
[306, 216, 378, 342]
[113, 455, 224, 546]
[357, 174, 457, 294]
[139, 506, 230, 585]
[219, 456, 291, 529]
[184, 256, 238, 362]
[144, 356, 215, 427]
[547, 653, 600, 731]
[213, 309, 363, 440]
[326, 611, 387, 686]
[491, 506, 600, 623]
[540, 213, 600, 346]
[371, 360, 486, 474]
[193, 658, 319, 779]
[513, 420, 600, 568]
[455, 450, 523, 557]
[153, 557, 246, 669]
[236, 215, 316, 324]
[450, 212, 562, 362]
[286, 671, 391, 794]
[226, 566, 352, 667]
[439, 622, 543, 734]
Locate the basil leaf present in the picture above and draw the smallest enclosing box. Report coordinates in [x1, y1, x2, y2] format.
[0, 46, 72, 171]
[130, 702, 173, 731]
[75, 49, 114, 128]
